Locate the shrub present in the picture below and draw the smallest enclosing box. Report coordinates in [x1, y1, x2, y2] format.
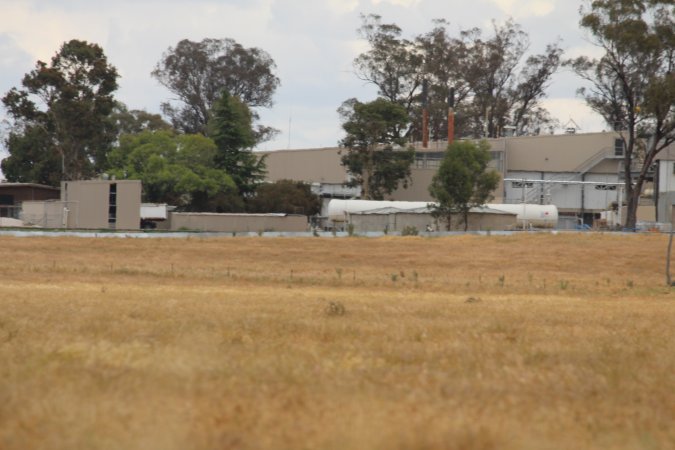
[325, 301, 346, 316]
[401, 226, 419, 236]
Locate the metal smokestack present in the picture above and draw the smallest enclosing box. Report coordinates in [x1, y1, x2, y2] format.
[422, 79, 429, 149]
[448, 87, 455, 147]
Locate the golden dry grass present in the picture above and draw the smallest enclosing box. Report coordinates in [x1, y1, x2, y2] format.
[0, 232, 674, 450]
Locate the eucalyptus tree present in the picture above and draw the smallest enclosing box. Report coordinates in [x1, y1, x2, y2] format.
[459, 20, 563, 138]
[152, 38, 280, 141]
[2, 40, 119, 184]
[338, 98, 415, 200]
[567, 0, 675, 229]
[351, 16, 562, 140]
[429, 140, 500, 231]
[353, 14, 423, 113]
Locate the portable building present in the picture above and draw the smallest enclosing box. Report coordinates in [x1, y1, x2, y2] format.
[0, 183, 60, 219]
[347, 205, 517, 233]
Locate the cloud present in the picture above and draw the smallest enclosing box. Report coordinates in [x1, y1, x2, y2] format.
[0, 34, 34, 88]
[488, 0, 556, 18]
[565, 44, 605, 60]
[371, 0, 422, 6]
[540, 98, 607, 133]
[327, 0, 360, 13]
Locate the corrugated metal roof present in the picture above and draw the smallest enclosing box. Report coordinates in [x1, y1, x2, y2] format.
[0, 183, 60, 190]
[170, 212, 296, 218]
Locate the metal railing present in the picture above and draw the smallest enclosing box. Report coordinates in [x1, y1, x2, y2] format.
[507, 146, 626, 204]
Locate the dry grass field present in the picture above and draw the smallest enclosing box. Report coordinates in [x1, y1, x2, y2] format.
[0, 232, 674, 450]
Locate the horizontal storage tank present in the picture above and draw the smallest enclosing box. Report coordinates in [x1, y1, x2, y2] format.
[485, 203, 558, 228]
[326, 199, 558, 228]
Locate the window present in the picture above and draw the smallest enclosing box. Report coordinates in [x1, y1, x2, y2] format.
[614, 139, 625, 157]
[108, 183, 117, 227]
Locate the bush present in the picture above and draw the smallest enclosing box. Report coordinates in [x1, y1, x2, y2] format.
[401, 226, 419, 236]
[325, 301, 346, 316]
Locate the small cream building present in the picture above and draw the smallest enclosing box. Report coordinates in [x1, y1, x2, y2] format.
[22, 180, 141, 230]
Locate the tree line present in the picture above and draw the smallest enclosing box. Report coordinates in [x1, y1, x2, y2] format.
[1, 1, 673, 228]
[1, 38, 319, 215]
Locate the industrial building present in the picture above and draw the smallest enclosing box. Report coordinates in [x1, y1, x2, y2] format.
[3, 130, 672, 233]
[262, 131, 670, 229]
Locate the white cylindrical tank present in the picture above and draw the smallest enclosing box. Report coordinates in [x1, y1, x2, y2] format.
[327, 199, 558, 228]
[485, 203, 558, 228]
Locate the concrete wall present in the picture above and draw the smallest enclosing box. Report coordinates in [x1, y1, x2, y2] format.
[169, 213, 308, 232]
[636, 205, 656, 222]
[505, 132, 621, 172]
[349, 211, 517, 233]
[62, 181, 107, 229]
[261, 148, 348, 184]
[390, 168, 436, 202]
[61, 180, 141, 230]
[116, 182, 142, 229]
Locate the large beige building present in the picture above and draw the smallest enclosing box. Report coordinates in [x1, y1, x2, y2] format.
[61, 180, 141, 230]
[261, 132, 665, 227]
[22, 180, 141, 230]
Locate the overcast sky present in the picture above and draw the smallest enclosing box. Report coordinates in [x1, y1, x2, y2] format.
[0, 0, 607, 154]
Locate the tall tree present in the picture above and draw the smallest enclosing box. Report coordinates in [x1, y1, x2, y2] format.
[567, 0, 675, 230]
[354, 14, 423, 116]
[152, 38, 280, 140]
[2, 40, 119, 184]
[208, 90, 266, 198]
[351, 16, 562, 140]
[460, 20, 563, 138]
[415, 19, 470, 141]
[106, 130, 241, 212]
[1, 127, 61, 185]
[429, 140, 500, 231]
[338, 98, 415, 200]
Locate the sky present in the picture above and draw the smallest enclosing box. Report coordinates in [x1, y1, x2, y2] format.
[0, 0, 608, 155]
